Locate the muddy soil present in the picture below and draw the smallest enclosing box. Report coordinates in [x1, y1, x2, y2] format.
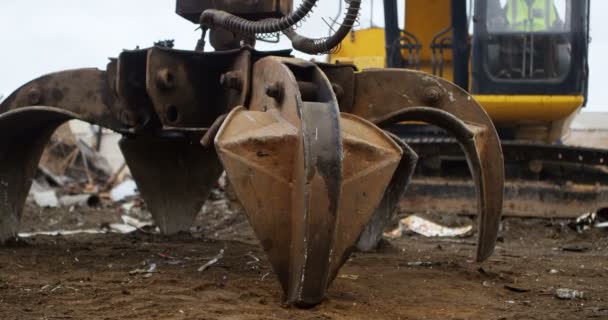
[1, 199, 607, 320]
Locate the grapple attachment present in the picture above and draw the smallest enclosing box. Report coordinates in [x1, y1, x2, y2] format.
[215, 57, 402, 306]
[0, 47, 503, 307]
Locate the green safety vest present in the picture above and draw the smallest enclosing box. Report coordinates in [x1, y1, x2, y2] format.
[505, 0, 558, 31]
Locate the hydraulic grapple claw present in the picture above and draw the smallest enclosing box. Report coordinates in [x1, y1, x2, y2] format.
[119, 135, 223, 234]
[356, 132, 418, 252]
[346, 69, 505, 261]
[215, 57, 403, 306]
[0, 43, 504, 307]
[0, 68, 127, 242]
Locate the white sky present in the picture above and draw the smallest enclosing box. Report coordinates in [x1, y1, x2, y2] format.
[0, 0, 606, 111]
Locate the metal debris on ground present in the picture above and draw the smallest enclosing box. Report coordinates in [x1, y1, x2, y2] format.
[245, 252, 260, 265]
[570, 210, 608, 232]
[386, 214, 474, 239]
[32, 190, 59, 208]
[596, 208, 608, 228]
[504, 285, 530, 293]
[338, 274, 359, 280]
[198, 249, 225, 272]
[121, 215, 153, 230]
[129, 262, 158, 276]
[59, 194, 100, 208]
[555, 288, 584, 300]
[559, 243, 592, 253]
[404, 261, 437, 267]
[110, 180, 139, 202]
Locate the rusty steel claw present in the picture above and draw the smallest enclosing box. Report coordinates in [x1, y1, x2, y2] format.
[215, 57, 403, 306]
[0, 108, 76, 240]
[119, 135, 223, 234]
[356, 132, 418, 252]
[0, 68, 127, 241]
[347, 69, 504, 262]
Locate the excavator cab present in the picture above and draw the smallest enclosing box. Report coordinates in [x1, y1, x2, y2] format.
[473, 0, 590, 96]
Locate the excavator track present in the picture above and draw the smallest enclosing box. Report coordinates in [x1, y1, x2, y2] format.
[398, 135, 608, 218]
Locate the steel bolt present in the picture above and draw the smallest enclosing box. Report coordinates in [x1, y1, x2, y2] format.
[157, 69, 175, 90]
[220, 71, 243, 91]
[27, 88, 42, 105]
[423, 86, 443, 104]
[265, 81, 284, 103]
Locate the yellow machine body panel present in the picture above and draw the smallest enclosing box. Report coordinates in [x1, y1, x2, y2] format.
[405, 0, 452, 63]
[330, 28, 386, 69]
[474, 95, 584, 123]
[329, 0, 585, 128]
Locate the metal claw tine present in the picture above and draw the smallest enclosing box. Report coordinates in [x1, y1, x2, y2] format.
[120, 136, 223, 234]
[349, 69, 504, 262]
[0, 108, 77, 242]
[357, 132, 418, 252]
[376, 107, 503, 261]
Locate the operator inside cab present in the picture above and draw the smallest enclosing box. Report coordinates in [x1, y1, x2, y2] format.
[486, 0, 570, 80]
[505, 0, 560, 32]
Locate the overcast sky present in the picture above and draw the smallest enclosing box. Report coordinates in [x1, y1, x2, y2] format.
[1, 0, 606, 111]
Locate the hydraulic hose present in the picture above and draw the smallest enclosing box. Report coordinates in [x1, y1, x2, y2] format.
[200, 0, 319, 35]
[284, 0, 361, 54]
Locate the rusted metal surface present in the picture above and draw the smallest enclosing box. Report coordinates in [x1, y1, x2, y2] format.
[145, 48, 249, 128]
[0, 69, 126, 131]
[349, 69, 504, 262]
[117, 50, 161, 130]
[317, 63, 357, 113]
[215, 57, 402, 306]
[0, 108, 78, 241]
[356, 132, 418, 252]
[120, 135, 223, 234]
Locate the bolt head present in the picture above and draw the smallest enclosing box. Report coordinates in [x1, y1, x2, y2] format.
[265, 82, 284, 103]
[422, 86, 443, 104]
[27, 88, 42, 105]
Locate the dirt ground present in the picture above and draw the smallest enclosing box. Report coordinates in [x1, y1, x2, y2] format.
[1, 196, 607, 320]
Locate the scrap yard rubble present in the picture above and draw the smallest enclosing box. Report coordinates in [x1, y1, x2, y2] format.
[22, 122, 152, 236]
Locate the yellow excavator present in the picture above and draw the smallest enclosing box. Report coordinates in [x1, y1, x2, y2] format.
[330, 0, 607, 218]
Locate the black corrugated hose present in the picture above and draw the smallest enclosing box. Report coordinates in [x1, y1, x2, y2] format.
[200, 0, 361, 55]
[200, 0, 318, 36]
[284, 0, 361, 54]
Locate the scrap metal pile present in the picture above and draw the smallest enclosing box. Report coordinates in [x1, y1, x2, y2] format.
[0, 0, 504, 307]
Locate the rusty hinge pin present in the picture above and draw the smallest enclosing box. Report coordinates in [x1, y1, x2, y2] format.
[265, 81, 284, 103]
